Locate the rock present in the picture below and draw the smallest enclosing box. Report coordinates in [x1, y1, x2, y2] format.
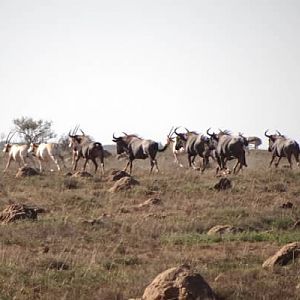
[262, 242, 300, 269]
[142, 265, 217, 300]
[207, 225, 243, 235]
[109, 176, 139, 193]
[72, 171, 93, 178]
[108, 169, 130, 181]
[214, 178, 232, 190]
[16, 166, 39, 178]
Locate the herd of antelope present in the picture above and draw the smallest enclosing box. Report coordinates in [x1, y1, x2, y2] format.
[2, 126, 300, 175]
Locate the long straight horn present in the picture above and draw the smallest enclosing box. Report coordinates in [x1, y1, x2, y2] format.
[72, 124, 80, 136]
[6, 131, 16, 143]
[167, 126, 174, 138]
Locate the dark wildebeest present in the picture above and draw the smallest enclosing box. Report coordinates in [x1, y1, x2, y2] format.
[112, 129, 173, 174]
[207, 129, 248, 174]
[264, 130, 300, 168]
[173, 127, 212, 172]
[68, 128, 104, 174]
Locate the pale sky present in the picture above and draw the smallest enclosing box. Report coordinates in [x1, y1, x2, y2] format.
[0, 0, 299, 146]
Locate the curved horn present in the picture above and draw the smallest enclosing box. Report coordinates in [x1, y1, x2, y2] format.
[206, 128, 213, 137]
[174, 127, 180, 136]
[276, 130, 282, 136]
[185, 127, 190, 133]
[112, 133, 119, 140]
[122, 132, 128, 136]
[264, 130, 271, 138]
[80, 129, 85, 136]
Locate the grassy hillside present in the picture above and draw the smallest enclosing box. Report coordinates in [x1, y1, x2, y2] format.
[0, 147, 299, 299]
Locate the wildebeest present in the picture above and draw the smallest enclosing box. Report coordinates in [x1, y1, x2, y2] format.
[207, 129, 248, 174]
[173, 127, 212, 172]
[28, 142, 66, 172]
[264, 130, 300, 168]
[2, 131, 35, 172]
[112, 128, 173, 174]
[68, 129, 104, 174]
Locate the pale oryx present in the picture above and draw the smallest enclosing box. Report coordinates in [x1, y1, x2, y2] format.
[264, 130, 300, 168]
[112, 128, 173, 174]
[68, 129, 105, 174]
[246, 136, 262, 149]
[28, 142, 66, 172]
[171, 135, 186, 167]
[2, 131, 35, 172]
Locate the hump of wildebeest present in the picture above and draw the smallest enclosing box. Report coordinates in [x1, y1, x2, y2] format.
[185, 133, 209, 156]
[217, 135, 245, 157]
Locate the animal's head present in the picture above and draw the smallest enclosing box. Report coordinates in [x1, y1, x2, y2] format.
[2, 131, 16, 153]
[68, 126, 88, 148]
[112, 133, 129, 155]
[238, 132, 249, 147]
[265, 130, 284, 151]
[173, 127, 189, 150]
[206, 128, 219, 149]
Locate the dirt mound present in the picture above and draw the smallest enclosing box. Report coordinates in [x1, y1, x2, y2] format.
[109, 176, 139, 193]
[214, 178, 232, 190]
[72, 171, 93, 178]
[108, 169, 130, 181]
[207, 225, 243, 235]
[142, 265, 217, 300]
[262, 242, 300, 269]
[0, 203, 46, 224]
[16, 166, 39, 178]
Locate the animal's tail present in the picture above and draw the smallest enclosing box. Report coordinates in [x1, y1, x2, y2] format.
[157, 141, 170, 152]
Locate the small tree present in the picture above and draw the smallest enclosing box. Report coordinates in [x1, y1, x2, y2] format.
[13, 116, 56, 143]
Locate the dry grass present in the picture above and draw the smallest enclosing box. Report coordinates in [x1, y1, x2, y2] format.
[0, 148, 300, 299]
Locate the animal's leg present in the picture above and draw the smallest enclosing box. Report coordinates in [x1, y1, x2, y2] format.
[233, 160, 241, 174]
[129, 161, 133, 174]
[90, 158, 98, 173]
[39, 161, 43, 172]
[154, 159, 159, 173]
[74, 157, 81, 171]
[269, 155, 276, 167]
[50, 155, 61, 171]
[82, 158, 89, 171]
[286, 156, 293, 169]
[3, 157, 12, 172]
[201, 156, 209, 173]
[295, 153, 300, 167]
[149, 159, 155, 173]
[191, 156, 198, 170]
[274, 157, 282, 168]
[123, 160, 131, 173]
